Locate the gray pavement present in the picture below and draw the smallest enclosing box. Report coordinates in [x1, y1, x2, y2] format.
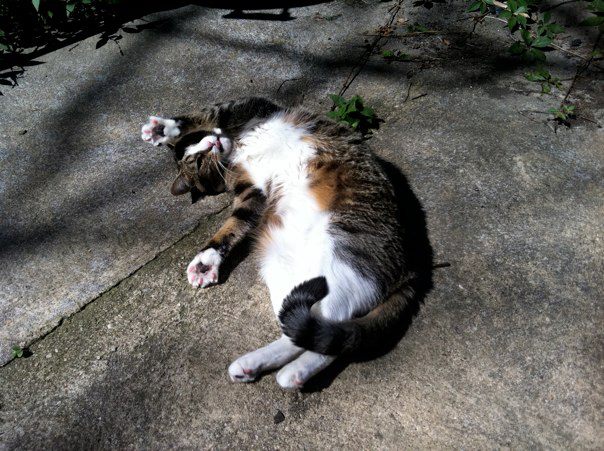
[1, 0, 603, 448]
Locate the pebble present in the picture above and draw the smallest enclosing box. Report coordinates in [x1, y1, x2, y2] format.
[273, 410, 285, 424]
[18, 130, 27, 135]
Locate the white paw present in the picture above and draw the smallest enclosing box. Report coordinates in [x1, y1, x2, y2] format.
[228, 359, 258, 383]
[141, 116, 181, 146]
[276, 366, 305, 390]
[186, 248, 222, 288]
[184, 135, 218, 157]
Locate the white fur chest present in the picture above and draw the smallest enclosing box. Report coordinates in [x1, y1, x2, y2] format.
[231, 115, 333, 311]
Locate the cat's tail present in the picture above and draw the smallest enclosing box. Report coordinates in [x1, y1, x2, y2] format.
[279, 276, 413, 355]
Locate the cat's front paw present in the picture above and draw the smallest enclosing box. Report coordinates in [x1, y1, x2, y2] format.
[186, 248, 221, 288]
[141, 116, 181, 146]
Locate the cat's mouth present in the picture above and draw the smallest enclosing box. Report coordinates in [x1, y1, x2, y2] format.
[211, 139, 222, 153]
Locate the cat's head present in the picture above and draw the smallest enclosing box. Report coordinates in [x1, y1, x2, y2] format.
[170, 131, 233, 197]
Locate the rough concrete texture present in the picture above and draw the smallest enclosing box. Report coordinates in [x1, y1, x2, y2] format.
[1, 0, 603, 448]
[0, 1, 387, 365]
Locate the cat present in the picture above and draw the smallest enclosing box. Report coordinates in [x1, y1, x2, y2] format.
[140, 97, 415, 389]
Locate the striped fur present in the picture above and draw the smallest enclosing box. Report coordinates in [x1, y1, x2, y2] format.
[141, 98, 417, 389]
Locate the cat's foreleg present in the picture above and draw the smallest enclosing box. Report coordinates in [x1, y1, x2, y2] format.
[187, 171, 265, 288]
[228, 336, 303, 382]
[140, 109, 221, 147]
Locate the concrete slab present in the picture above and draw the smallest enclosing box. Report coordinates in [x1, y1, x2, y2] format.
[1, 0, 603, 448]
[0, 1, 391, 365]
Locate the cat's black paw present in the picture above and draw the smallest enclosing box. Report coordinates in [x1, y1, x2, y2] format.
[141, 116, 181, 146]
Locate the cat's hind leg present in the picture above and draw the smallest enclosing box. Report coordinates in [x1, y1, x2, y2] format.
[275, 351, 336, 390]
[228, 336, 303, 383]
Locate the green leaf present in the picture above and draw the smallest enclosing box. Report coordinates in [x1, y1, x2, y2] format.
[361, 107, 375, 117]
[543, 12, 551, 23]
[329, 94, 345, 107]
[32, 0, 40, 11]
[508, 16, 518, 30]
[528, 48, 547, 62]
[467, 1, 482, 12]
[508, 0, 518, 11]
[541, 83, 551, 94]
[82, 0, 92, 4]
[525, 71, 546, 81]
[66, 3, 76, 16]
[327, 111, 339, 119]
[590, 0, 604, 12]
[547, 23, 564, 34]
[509, 41, 526, 55]
[517, 15, 527, 26]
[11, 346, 23, 358]
[580, 16, 604, 27]
[532, 36, 552, 48]
[521, 29, 532, 45]
[500, 10, 512, 20]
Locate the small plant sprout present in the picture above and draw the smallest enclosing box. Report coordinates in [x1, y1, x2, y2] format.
[524, 68, 563, 94]
[11, 345, 24, 359]
[548, 104, 576, 125]
[328, 94, 380, 134]
[407, 23, 430, 33]
[382, 50, 411, 62]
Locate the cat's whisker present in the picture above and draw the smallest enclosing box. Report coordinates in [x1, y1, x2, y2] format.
[212, 158, 229, 186]
[217, 159, 236, 177]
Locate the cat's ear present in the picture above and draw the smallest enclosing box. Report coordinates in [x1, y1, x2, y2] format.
[170, 174, 195, 196]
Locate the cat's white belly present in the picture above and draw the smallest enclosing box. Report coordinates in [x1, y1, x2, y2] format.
[259, 199, 378, 322]
[236, 114, 378, 322]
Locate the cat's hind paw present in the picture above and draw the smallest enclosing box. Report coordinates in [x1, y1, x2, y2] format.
[228, 360, 259, 383]
[275, 367, 305, 390]
[141, 116, 180, 146]
[186, 248, 221, 288]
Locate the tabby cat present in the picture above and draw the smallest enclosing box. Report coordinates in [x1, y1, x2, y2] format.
[140, 97, 414, 389]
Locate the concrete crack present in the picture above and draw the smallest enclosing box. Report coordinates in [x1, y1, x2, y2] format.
[1, 202, 231, 368]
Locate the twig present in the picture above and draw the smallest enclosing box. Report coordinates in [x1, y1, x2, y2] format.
[403, 82, 413, 103]
[337, 0, 404, 98]
[276, 77, 301, 93]
[411, 93, 428, 100]
[363, 31, 442, 38]
[492, 0, 531, 18]
[483, 15, 508, 25]
[550, 43, 589, 61]
[561, 32, 602, 105]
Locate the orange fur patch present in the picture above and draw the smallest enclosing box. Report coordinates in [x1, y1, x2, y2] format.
[308, 156, 353, 211]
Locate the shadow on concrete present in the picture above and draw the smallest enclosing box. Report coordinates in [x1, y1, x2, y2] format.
[0, 0, 332, 93]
